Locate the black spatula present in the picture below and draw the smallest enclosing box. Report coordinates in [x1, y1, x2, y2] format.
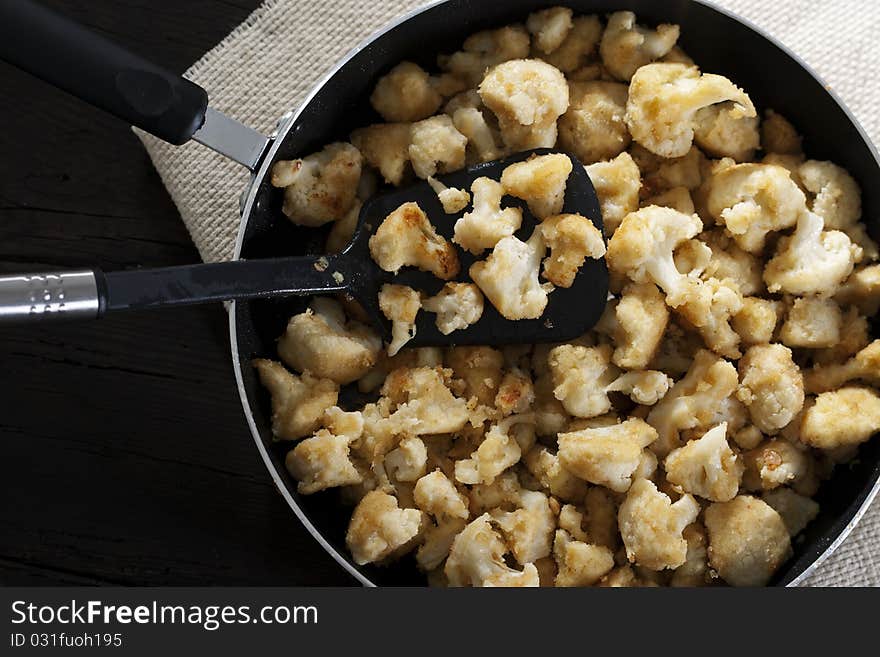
[0, 149, 608, 345]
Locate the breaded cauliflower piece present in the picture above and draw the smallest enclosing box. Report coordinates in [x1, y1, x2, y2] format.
[384, 436, 428, 482]
[557, 504, 589, 542]
[835, 264, 880, 315]
[549, 344, 617, 418]
[606, 205, 703, 307]
[454, 414, 532, 485]
[446, 345, 504, 406]
[612, 282, 669, 369]
[369, 201, 460, 279]
[350, 123, 411, 186]
[702, 229, 764, 296]
[626, 63, 755, 158]
[558, 81, 630, 164]
[451, 107, 503, 163]
[526, 6, 573, 54]
[799, 160, 861, 230]
[416, 517, 467, 571]
[423, 282, 484, 335]
[467, 470, 521, 515]
[741, 438, 811, 491]
[408, 115, 468, 180]
[704, 495, 791, 586]
[378, 284, 421, 357]
[585, 151, 641, 235]
[278, 298, 381, 385]
[438, 25, 532, 86]
[706, 163, 806, 253]
[618, 478, 700, 570]
[427, 177, 470, 214]
[693, 102, 760, 162]
[670, 524, 710, 586]
[539, 213, 605, 287]
[664, 422, 744, 502]
[380, 366, 470, 436]
[445, 514, 540, 587]
[492, 489, 556, 564]
[606, 370, 673, 405]
[799, 387, 880, 449]
[285, 426, 363, 495]
[599, 11, 680, 81]
[762, 488, 820, 536]
[470, 228, 552, 320]
[763, 211, 856, 296]
[635, 143, 706, 196]
[553, 529, 616, 586]
[523, 446, 588, 503]
[646, 349, 739, 456]
[736, 344, 804, 435]
[370, 62, 443, 122]
[453, 177, 522, 254]
[253, 359, 339, 441]
[762, 109, 802, 155]
[479, 59, 570, 150]
[495, 368, 535, 416]
[805, 340, 880, 393]
[500, 153, 573, 220]
[812, 306, 871, 366]
[413, 469, 469, 519]
[779, 297, 841, 349]
[346, 491, 423, 565]
[270, 142, 362, 226]
[541, 15, 602, 72]
[557, 418, 658, 492]
[732, 296, 780, 346]
[675, 275, 745, 359]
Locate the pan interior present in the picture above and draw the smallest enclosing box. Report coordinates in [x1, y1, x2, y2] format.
[234, 0, 880, 586]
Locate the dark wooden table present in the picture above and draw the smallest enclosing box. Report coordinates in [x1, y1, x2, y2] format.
[0, 0, 355, 585]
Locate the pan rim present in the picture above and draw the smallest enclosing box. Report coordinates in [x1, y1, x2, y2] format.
[228, 0, 880, 587]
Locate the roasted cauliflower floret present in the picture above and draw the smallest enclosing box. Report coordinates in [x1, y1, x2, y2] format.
[664, 422, 743, 502]
[761, 488, 820, 536]
[558, 81, 630, 164]
[612, 282, 669, 369]
[495, 368, 535, 416]
[416, 517, 467, 572]
[704, 495, 791, 586]
[799, 387, 880, 449]
[553, 529, 615, 586]
[606, 205, 703, 307]
[835, 264, 880, 315]
[675, 275, 744, 359]
[736, 344, 804, 435]
[763, 210, 855, 296]
[693, 102, 760, 162]
[446, 345, 504, 406]
[350, 123, 411, 186]
[423, 282, 484, 335]
[427, 177, 470, 214]
[618, 478, 700, 570]
[523, 446, 588, 503]
[380, 366, 470, 436]
[599, 11, 680, 81]
[625, 63, 755, 158]
[779, 297, 841, 349]
[454, 414, 532, 485]
[479, 59, 570, 150]
[408, 115, 468, 180]
[526, 6, 573, 54]
[539, 213, 605, 287]
[643, 186, 695, 214]
[646, 349, 739, 456]
[370, 62, 443, 122]
[384, 436, 428, 482]
[702, 230, 764, 296]
[378, 284, 422, 357]
[761, 109, 802, 155]
[732, 296, 780, 346]
[585, 151, 641, 235]
[413, 469, 469, 520]
[253, 359, 339, 441]
[500, 153, 573, 219]
[557, 418, 658, 492]
[278, 298, 381, 385]
[369, 201, 460, 279]
[706, 163, 806, 253]
[346, 491, 423, 565]
[541, 15, 602, 72]
[549, 344, 617, 418]
[285, 426, 363, 495]
[741, 438, 811, 491]
[453, 177, 522, 254]
[438, 25, 531, 86]
[492, 489, 556, 564]
[805, 340, 880, 393]
[270, 142, 362, 226]
[799, 160, 861, 230]
[470, 228, 552, 320]
[606, 370, 673, 405]
[451, 107, 503, 163]
[445, 514, 540, 587]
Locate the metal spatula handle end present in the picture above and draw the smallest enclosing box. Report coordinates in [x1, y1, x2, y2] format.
[0, 270, 101, 323]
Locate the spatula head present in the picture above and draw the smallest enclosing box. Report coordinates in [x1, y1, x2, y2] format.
[342, 149, 609, 347]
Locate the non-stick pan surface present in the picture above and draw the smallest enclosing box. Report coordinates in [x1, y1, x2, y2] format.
[232, 0, 880, 586]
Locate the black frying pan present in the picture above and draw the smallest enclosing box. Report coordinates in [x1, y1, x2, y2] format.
[4, 0, 880, 585]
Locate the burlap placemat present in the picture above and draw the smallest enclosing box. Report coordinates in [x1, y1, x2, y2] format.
[138, 0, 879, 586]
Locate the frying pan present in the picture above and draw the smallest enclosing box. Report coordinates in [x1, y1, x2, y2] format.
[5, 0, 880, 586]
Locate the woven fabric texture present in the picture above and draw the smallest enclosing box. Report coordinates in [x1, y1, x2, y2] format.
[137, 0, 880, 586]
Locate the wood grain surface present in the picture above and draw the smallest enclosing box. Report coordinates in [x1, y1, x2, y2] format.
[0, 0, 355, 585]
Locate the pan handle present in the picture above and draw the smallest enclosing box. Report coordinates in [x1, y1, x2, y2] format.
[0, 0, 269, 169]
